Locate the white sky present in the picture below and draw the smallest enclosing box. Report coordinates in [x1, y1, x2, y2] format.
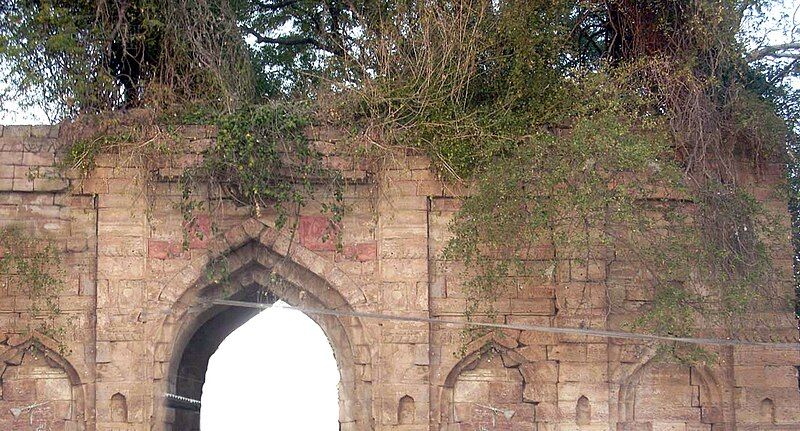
[0, 65, 49, 124]
[200, 301, 340, 430]
[0, 96, 49, 125]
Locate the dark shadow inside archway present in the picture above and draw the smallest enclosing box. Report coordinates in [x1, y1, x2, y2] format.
[171, 286, 266, 430]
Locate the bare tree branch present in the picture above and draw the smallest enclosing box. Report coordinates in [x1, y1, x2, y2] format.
[769, 59, 800, 84]
[255, 0, 300, 11]
[241, 24, 326, 51]
[747, 42, 800, 61]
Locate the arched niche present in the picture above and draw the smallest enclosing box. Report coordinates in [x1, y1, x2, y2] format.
[439, 337, 534, 430]
[577, 395, 591, 425]
[111, 393, 128, 422]
[150, 220, 373, 431]
[0, 333, 86, 430]
[398, 395, 415, 424]
[617, 356, 725, 430]
[759, 398, 775, 424]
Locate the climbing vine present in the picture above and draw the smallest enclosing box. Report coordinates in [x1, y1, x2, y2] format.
[0, 226, 68, 344]
[181, 102, 344, 235]
[335, 0, 796, 349]
[56, 103, 346, 251]
[57, 110, 181, 178]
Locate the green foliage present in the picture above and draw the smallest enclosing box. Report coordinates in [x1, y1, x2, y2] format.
[441, 70, 687, 321]
[655, 343, 718, 366]
[182, 102, 344, 232]
[0, 0, 255, 116]
[0, 226, 67, 342]
[53, 101, 345, 254]
[343, 0, 793, 347]
[60, 131, 141, 175]
[62, 138, 104, 174]
[56, 114, 181, 184]
[0, 0, 107, 117]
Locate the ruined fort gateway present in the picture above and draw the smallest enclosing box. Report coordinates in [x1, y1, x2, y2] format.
[0, 124, 797, 431]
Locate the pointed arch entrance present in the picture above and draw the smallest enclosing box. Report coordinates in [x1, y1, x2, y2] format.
[200, 299, 340, 429]
[150, 220, 373, 430]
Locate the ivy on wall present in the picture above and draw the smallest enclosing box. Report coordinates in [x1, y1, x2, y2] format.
[0, 226, 68, 346]
[181, 103, 344, 235]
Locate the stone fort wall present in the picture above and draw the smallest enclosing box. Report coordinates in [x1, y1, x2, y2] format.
[0, 124, 798, 430]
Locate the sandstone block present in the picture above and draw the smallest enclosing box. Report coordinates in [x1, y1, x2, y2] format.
[379, 195, 428, 211]
[97, 256, 145, 279]
[340, 241, 377, 262]
[557, 382, 610, 403]
[299, 215, 337, 251]
[524, 382, 557, 402]
[517, 345, 548, 362]
[33, 178, 68, 191]
[0, 164, 14, 178]
[510, 298, 556, 316]
[571, 260, 607, 282]
[101, 237, 147, 257]
[22, 151, 54, 166]
[381, 259, 428, 282]
[36, 377, 72, 400]
[559, 362, 609, 383]
[12, 176, 34, 191]
[2, 378, 35, 401]
[4, 125, 31, 137]
[381, 237, 428, 259]
[520, 361, 559, 383]
[0, 151, 23, 164]
[547, 344, 587, 362]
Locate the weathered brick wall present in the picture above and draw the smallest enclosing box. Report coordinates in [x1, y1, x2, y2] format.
[0, 124, 797, 431]
[0, 124, 96, 430]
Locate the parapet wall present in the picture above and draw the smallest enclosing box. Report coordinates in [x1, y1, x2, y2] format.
[0, 124, 798, 431]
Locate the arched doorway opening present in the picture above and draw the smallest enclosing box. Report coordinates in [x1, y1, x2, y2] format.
[156, 238, 372, 430]
[200, 300, 339, 429]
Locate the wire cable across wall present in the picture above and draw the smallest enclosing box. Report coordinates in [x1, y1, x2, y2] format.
[208, 298, 800, 350]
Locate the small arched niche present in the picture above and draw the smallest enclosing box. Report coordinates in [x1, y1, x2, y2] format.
[398, 395, 415, 424]
[0, 335, 85, 430]
[760, 398, 775, 424]
[111, 393, 128, 422]
[576, 395, 591, 425]
[440, 342, 531, 429]
[618, 361, 723, 428]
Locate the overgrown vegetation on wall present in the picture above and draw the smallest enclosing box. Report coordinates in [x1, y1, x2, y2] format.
[2, 0, 798, 348]
[0, 226, 68, 344]
[182, 103, 344, 233]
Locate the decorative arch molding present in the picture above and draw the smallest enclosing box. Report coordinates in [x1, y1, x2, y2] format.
[612, 345, 659, 424]
[442, 332, 525, 389]
[154, 218, 368, 308]
[148, 218, 373, 430]
[0, 331, 88, 427]
[615, 350, 730, 430]
[439, 335, 531, 427]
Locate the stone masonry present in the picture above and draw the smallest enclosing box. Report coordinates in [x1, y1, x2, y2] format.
[0, 124, 798, 430]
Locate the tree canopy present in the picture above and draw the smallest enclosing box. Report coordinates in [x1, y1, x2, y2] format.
[3, 1, 797, 116]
